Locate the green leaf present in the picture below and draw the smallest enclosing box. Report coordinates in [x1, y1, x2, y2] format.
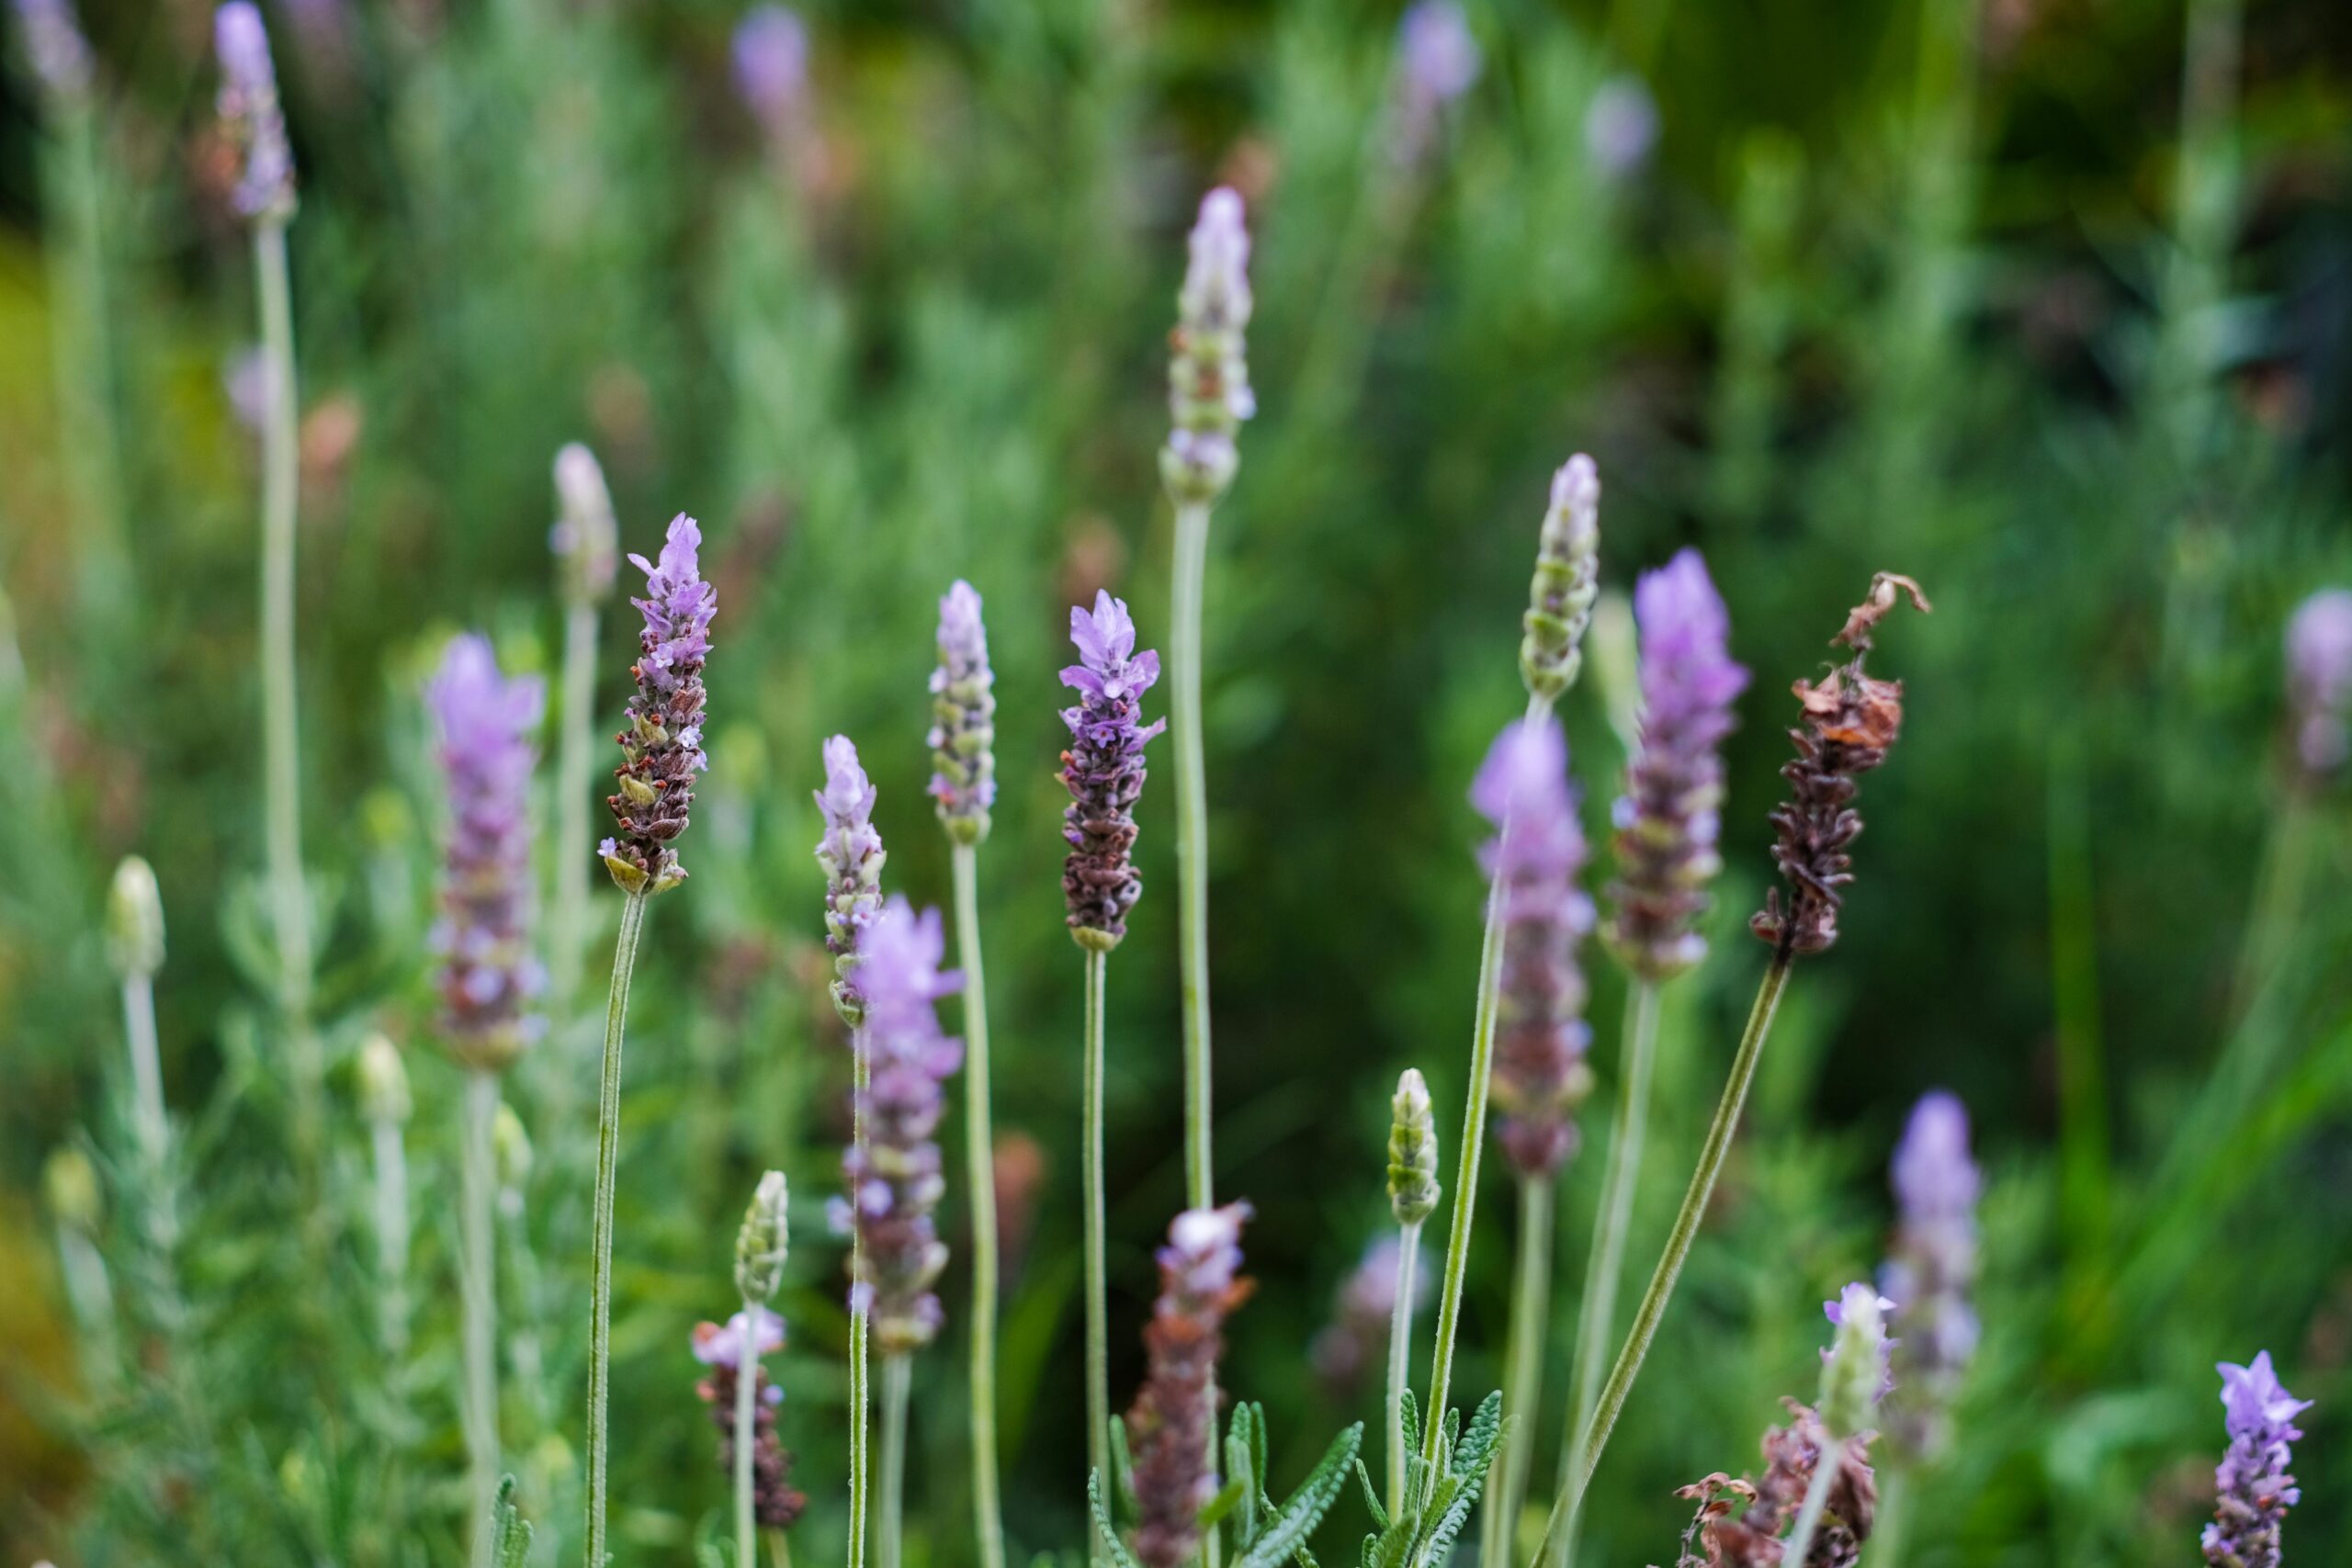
[1090, 1471, 1143, 1568]
[1450, 1393, 1505, 1482]
[490, 1476, 533, 1568]
[1245, 1401, 1272, 1496]
[1232, 1424, 1363, 1568]
[1412, 1414, 1510, 1568]
[1200, 1477, 1251, 1534]
[1110, 1415, 1138, 1512]
[1294, 1545, 1323, 1568]
[1352, 1456, 1388, 1533]
[1227, 1405, 1262, 1548]
[1398, 1388, 1421, 1460]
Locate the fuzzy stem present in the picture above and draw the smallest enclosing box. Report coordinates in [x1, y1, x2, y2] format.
[738, 1292, 762, 1568]
[371, 1114, 412, 1356]
[1538, 951, 1792, 1545]
[1548, 980, 1662, 1568]
[462, 1071, 502, 1568]
[1384, 1218, 1423, 1516]
[848, 1028, 873, 1568]
[1481, 1176, 1555, 1568]
[1082, 945, 1111, 1560]
[953, 842, 1008, 1568]
[583, 886, 650, 1568]
[878, 1353, 912, 1568]
[119, 973, 178, 1252]
[1418, 691, 1548, 1493]
[1170, 501, 1216, 1208]
[551, 600, 601, 1012]
[1779, 1439, 1842, 1568]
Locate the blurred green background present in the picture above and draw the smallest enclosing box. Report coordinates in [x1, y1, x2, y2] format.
[2, 0, 2349, 1563]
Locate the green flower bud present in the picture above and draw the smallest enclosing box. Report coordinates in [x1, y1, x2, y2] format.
[1818, 1282, 1894, 1438]
[493, 1101, 533, 1190]
[356, 1032, 412, 1124]
[43, 1146, 103, 1234]
[1520, 457, 1601, 701]
[1387, 1067, 1442, 1226]
[736, 1169, 789, 1303]
[107, 856, 165, 980]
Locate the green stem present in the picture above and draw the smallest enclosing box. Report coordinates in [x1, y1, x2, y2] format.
[1535, 950, 1792, 1551]
[849, 1028, 872, 1568]
[370, 1114, 412, 1357]
[1480, 1177, 1555, 1568]
[1549, 980, 1662, 1568]
[1384, 1218, 1423, 1516]
[551, 600, 601, 1012]
[1082, 945, 1111, 1556]
[462, 1071, 502, 1568]
[738, 1293, 762, 1568]
[954, 843, 1007, 1568]
[120, 972, 178, 1251]
[1418, 691, 1548, 1492]
[583, 886, 650, 1568]
[1170, 500, 1216, 1210]
[1778, 1440, 1841, 1568]
[878, 1354, 912, 1568]
[48, 101, 130, 635]
[1869, 1467, 1910, 1568]
[765, 1528, 794, 1568]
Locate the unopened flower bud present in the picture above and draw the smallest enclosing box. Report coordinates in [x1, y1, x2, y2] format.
[493, 1101, 533, 1190]
[42, 1145, 102, 1234]
[737, 1169, 790, 1303]
[1520, 456, 1601, 700]
[107, 855, 165, 981]
[1818, 1282, 1894, 1439]
[356, 1032, 412, 1125]
[1387, 1067, 1441, 1225]
[551, 443, 618, 607]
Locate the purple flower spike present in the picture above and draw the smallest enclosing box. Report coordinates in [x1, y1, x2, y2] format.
[1882, 1089, 1981, 1455]
[15, 0, 92, 99]
[1058, 591, 1166, 949]
[428, 635, 547, 1075]
[551, 443, 618, 607]
[815, 734, 887, 1025]
[1390, 1, 1479, 167]
[1161, 187, 1254, 506]
[842, 897, 965, 1355]
[1473, 716, 1596, 1177]
[2286, 588, 2352, 783]
[693, 1309, 806, 1529]
[2202, 1352, 2311, 1568]
[1125, 1203, 1253, 1568]
[213, 2, 295, 221]
[732, 5, 809, 141]
[602, 513, 715, 897]
[1605, 548, 1748, 981]
[928, 580, 997, 845]
[1584, 76, 1659, 180]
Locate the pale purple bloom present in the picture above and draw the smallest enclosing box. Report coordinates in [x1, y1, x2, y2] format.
[213, 2, 295, 220]
[2286, 587, 2352, 779]
[927, 579, 996, 844]
[551, 443, 617, 606]
[428, 635, 546, 1073]
[2202, 1352, 2311, 1568]
[1818, 1282, 1894, 1437]
[732, 6, 808, 140]
[1310, 1236, 1433, 1393]
[601, 514, 715, 896]
[1881, 1090, 1980, 1461]
[1584, 76, 1659, 180]
[1605, 548, 1748, 979]
[1390, 2, 1479, 167]
[14, 0, 91, 98]
[1161, 188, 1254, 505]
[693, 1308, 805, 1529]
[1474, 716, 1595, 1176]
[815, 734, 886, 1023]
[1058, 591, 1166, 947]
[224, 344, 274, 434]
[692, 1306, 786, 1370]
[1127, 1203, 1253, 1568]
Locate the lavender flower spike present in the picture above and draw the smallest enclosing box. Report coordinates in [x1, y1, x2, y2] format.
[842, 897, 965, 1354]
[694, 1310, 808, 1529]
[1881, 1091, 1979, 1463]
[1605, 548, 1748, 980]
[1161, 188, 1255, 507]
[1389, 2, 1480, 167]
[1058, 591, 1167, 950]
[2202, 1353, 2311, 1568]
[15, 0, 93, 100]
[602, 514, 715, 898]
[213, 3, 295, 221]
[1521, 456, 1602, 701]
[429, 635, 547, 1074]
[2285, 587, 2352, 783]
[1473, 716, 1596, 1178]
[733, 5, 809, 142]
[929, 580, 997, 844]
[815, 735, 887, 1025]
[1125, 1203, 1254, 1568]
[552, 444, 618, 608]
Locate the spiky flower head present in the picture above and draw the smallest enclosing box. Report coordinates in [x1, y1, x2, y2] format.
[429, 635, 547, 1075]
[929, 580, 997, 845]
[1126, 1203, 1254, 1568]
[2201, 1352, 2311, 1568]
[1605, 549, 1748, 981]
[1058, 591, 1166, 950]
[842, 897, 965, 1354]
[602, 514, 715, 897]
[1389, 2, 1480, 167]
[814, 734, 886, 1024]
[1387, 1066, 1442, 1225]
[1473, 716, 1596, 1177]
[1880, 1091, 1979, 1463]
[737, 1170, 790, 1304]
[692, 1308, 806, 1530]
[1520, 456, 1602, 701]
[1752, 573, 1929, 957]
[1818, 1283, 1894, 1439]
[732, 5, 809, 142]
[551, 443, 618, 607]
[14, 0, 92, 100]
[213, 3, 295, 221]
[107, 855, 165, 982]
[1161, 187, 1255, 508]
[356, 1032, 412, 1125]
[2285, 587, 2352, 783]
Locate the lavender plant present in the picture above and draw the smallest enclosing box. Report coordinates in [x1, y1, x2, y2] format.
[548, 443, 618, 1012]
[106, 856, 170, 1220]
[356, 1032, 413, 1359]
[720, 1171, 802, 1568]
[1780, 1285, 1894, 1566]
[1383, 1068, 1440, 1511]
[2201, 1352, 2311, 1568]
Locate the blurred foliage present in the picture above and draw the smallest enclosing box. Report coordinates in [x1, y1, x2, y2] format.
[2, 0, 2350, 1564]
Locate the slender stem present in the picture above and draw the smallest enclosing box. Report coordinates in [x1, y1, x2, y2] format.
[1481, 1177, 1555, 1568]
[765, 1528, 794, 1568]
[1082, 945, 1112, 1557]
[552, 600, 601, 1012]
[1537, 951, 1792, 1549]
[1384, 1219, 1423, 1516]
[1170, 501, 1216, 1209]
[737, 1293, 762, 1568]
[371, 1115, 413, 1356]
[953, 844, 1006, 1568]
[1549, 980, 1662, 1568]
[878, 1353, 912, 1568]
[462, 1071, 502, 1568]
[583, 887, 650, 1568]
[49, 101, 130, 635]
[119, 972, 178, 1252]
[1418, 690, 1549, 1491]
[1778, 1440, 1842, 1568]
[1869, 1467, 1910, 1568]
[848, 1028, 873, 1568]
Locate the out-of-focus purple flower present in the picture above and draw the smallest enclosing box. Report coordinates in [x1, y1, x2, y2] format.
[428, 635, 546, 1075]
[14, 0, 92, 99]
[1309, 1235, 1432, 1394]
[691, 1306, 786, 1369]
[1125, 1203, 1253, 1568]
[1881, 1092, 1979, 1461]
[1584, 75, 1659, 181]
[2286, 587, 2352, 781]
[815, 734, 886, 1024]
[694, 1308, 806, 1529]
[1161, 187, 1254, 507]
[283, 0, 352, 85]
[928, 579, 996, 845]
[213, 2, 296, 221]
[842, 897, 964, 1355]
[601, 514, 715, 897]
[732, 5, 808, 141]
[2201, 1352, 2310, 1568]
[1388, 1, 1479, 167]
[1473, 716, 1595, 1177]
[224, 344, 275, 434]
[1521, 456, 1602, 700]
[551, 443, 617, 607]
[1606, 548, 1748, 980]
[1058, 591, 1165, 949]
